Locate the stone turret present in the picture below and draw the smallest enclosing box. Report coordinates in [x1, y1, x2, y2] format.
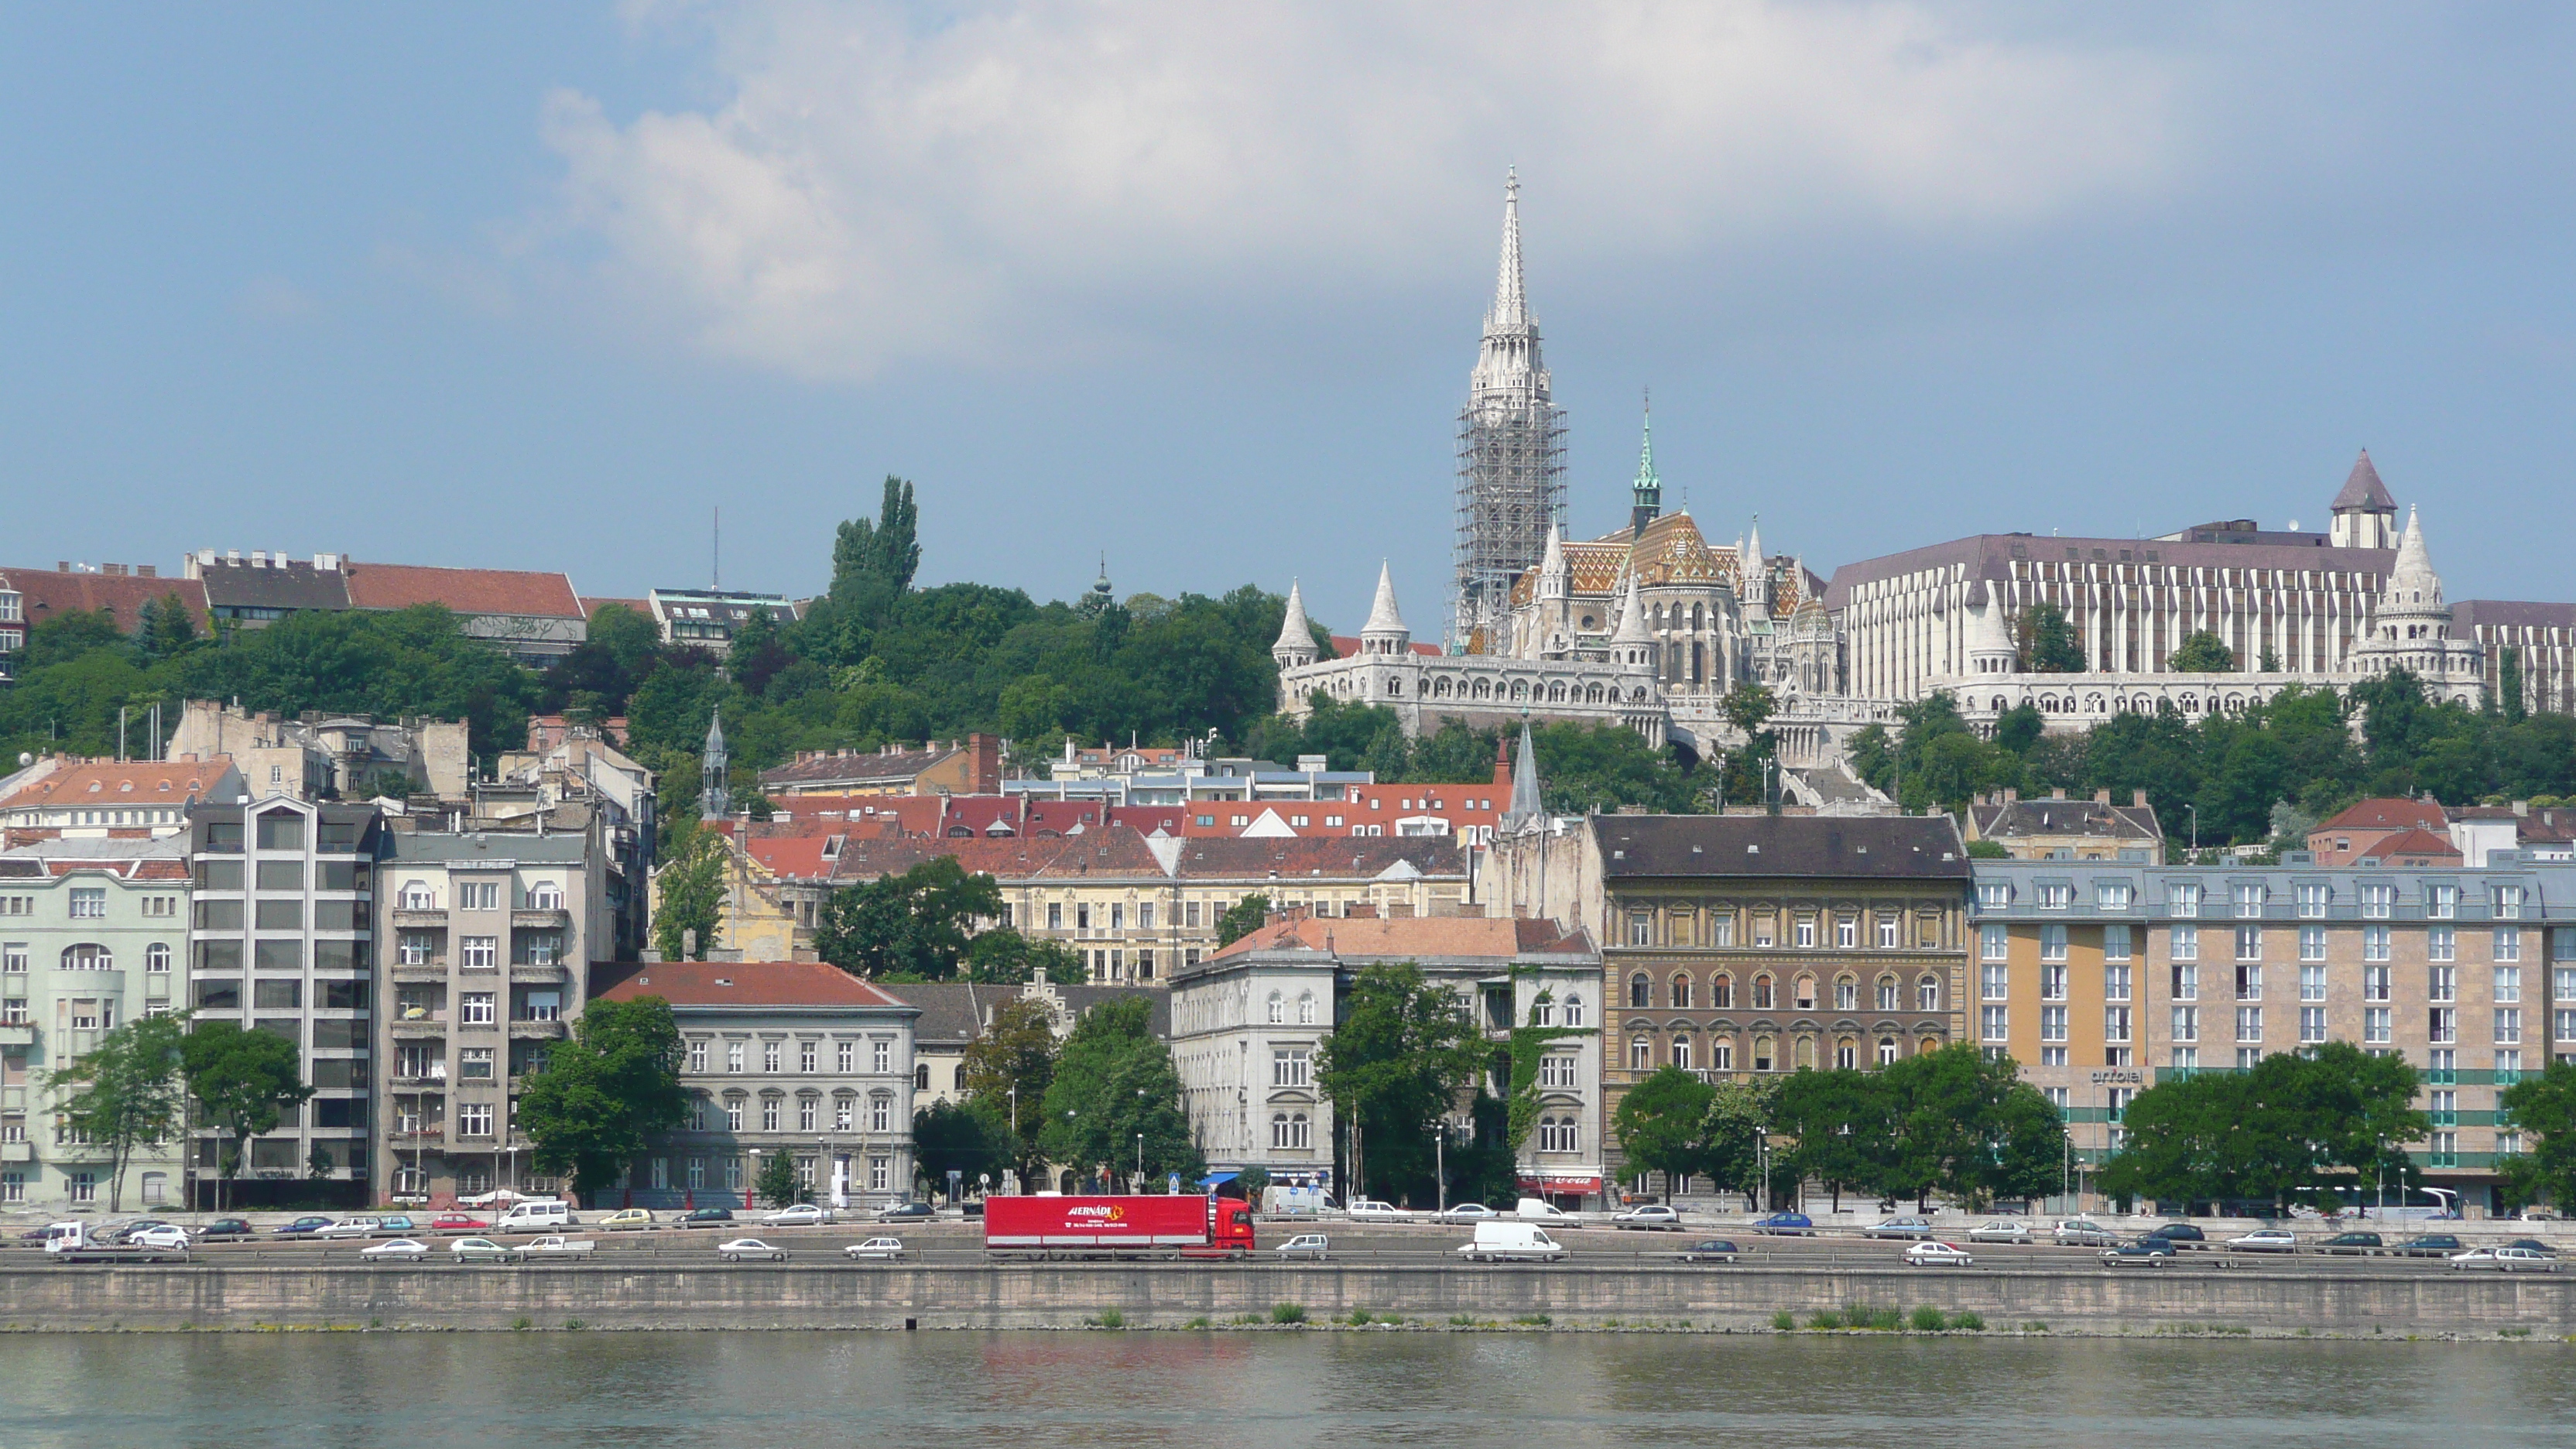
[1359, 562, 1412, 657]
[1272, 580, 1319, 670]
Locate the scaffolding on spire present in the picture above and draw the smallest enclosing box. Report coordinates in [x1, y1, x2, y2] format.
[1452, 168, 1566, 654]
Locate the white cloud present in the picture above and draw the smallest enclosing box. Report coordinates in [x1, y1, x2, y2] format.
[540, 1, 2190, 379]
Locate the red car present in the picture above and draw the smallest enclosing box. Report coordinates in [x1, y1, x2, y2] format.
[429, 1213, 490, 1232]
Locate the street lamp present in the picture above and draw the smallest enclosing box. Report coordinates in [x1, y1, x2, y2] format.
[2185, 804, 2198, 858]
[1136, 1132, 1145, 1188]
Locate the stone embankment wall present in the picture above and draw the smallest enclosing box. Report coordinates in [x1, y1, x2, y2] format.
[5, 1262, 2570, 1334]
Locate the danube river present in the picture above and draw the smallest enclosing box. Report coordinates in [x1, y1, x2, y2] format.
[8, 1332, 2575, 1447]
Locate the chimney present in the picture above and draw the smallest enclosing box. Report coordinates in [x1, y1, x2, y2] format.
[2094, 789, 2111, 804]
[2133, 790, 2149, 808]
[56, 560, 68, 572]
[251, 551, 268, 569]
[2002, 787, 2017, 803]
[2514, 800, 2530, 817]
[2050, 787, 2067, 800]
[138, 564, 156, 577]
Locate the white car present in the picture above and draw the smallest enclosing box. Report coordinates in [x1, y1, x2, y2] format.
[1968, 1221, 2033, 1244]
[2451, 1245, 2559, 1273]
[843, 1237, 906, 1261]
[2225, 1228, 2300, 1254]
[762, 1204, 833, 1227]
[1275, 1233, 1332, 1260]
[1344, 1200, 1406, 1221]
[450, 1237, 512, 1262]
[359, 1238, 430, 1259]
[718, 1237, 788, 1262]
[2051, 1219, 2119, 1246]
[1440, 1203, 1499, 1221]
[1612, 1205, 1683, 1231]
[127, 1225, 193, 1252]
[313, 1217, 383, 1240]
[1862, 1216, 1937, 1240]
[1904, 1240, 1975, 1268]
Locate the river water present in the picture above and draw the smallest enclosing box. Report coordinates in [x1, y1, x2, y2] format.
[8, 1331, 2574, 1447]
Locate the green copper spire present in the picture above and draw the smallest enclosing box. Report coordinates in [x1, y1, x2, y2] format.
[1629, 387, 1662, 536]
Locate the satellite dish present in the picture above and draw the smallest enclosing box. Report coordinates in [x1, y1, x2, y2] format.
[15, 752, 29, 768]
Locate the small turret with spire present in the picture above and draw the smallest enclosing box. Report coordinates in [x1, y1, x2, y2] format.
[1499, 718, 1546, 834]
[1360, 563, 1411, 656]
[1630, 389, 1662, 536]
[1272, 580, 1319, 670]
[1611, 570, 1655, 672]
[699, 707, 731, 819]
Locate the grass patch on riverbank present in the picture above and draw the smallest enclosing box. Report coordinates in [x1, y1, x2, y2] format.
[1269, 1303, 1307, 1324]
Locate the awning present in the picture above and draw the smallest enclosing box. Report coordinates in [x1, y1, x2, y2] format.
[1517, 1173, 1605, 1194]
[1201, 1171, 1240, 1187]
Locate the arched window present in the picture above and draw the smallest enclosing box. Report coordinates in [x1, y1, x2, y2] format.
[1752, 1036, 1776, 1072]
[1752, 975, 1774, 1010]
[145, 943, 172, 974]
[1692, 603, 1705, 630]
[1562, 995, 1585, 1027]
[1878, 1036, 1900, 1066]
[1795, 1036, 1817, 1070]
[723, 1095, 745, 1132]
[1297, 992, 1317, 1026]
[1835, 1040, 1857, 1070]
[1875, 975, 1899, 1012]
[60, 944, 112, 971]
[833, 1095, 855, 1132]
[1917, 976, 1941, 1011]
[1671, 1036, 1694, 1071]
[1629, 972, 1652, 1009]
[1539, 1116, 1579, 1153]
[1711, 973, 1733, 1009]
[1670, 974, 1692, 1010]
[1272, 1112, 1311, 1150]
[528, 882, 564, 910]
[1794, 975, 1817, 1012]
[1834, 975, 1857, 1011]
[1266, 992, 1283, 1025]
[1629, 1038, 1652, 1071]
[401, 882, 436, 911]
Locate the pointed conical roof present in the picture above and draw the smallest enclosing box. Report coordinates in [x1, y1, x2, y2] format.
[1611, 570, 1653, 645]
[1500, 718, 1545, 830]
[1273, 580, 1314, 653]
[1745, 515, 1766, 571]
[1634, 393, 1659, 493]
[1540, 522, 1566, 577]
[2386, 506, 2444, 608]
[1488, 168, 1528, 330]
[1362, 561, 1408, 637]
[2334, 449, 2397, 511]
[703, 707, 727, 756]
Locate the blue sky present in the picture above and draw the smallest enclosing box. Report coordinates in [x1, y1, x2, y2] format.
[5, 4, 2574, 634]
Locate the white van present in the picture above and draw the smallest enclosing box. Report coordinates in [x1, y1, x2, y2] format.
[1458, 1221, 1566, 1262]
[39, 1221, 90, 1254]
[1512, 1197, 1571, 1221]
[495, 1199, 572, 1231]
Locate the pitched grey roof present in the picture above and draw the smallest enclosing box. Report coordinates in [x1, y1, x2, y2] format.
[2332, 449, 2397, 510]
[1589, 814, 1970, 880]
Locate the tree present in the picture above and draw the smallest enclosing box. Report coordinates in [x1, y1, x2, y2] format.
[961, 998, 1061, 1185]
[1533, 720, 1708, 814]
[1773, 1067, 1893, 1211]
[755, 1145, 805, 1208]
[1699, 1079, 1780, 1205]
[652, 825, 727, 961]
[2019, 601, 2084, 673]
[2500, 1060, 2576, 1210]
[137, 593, 202, 664]
[179, 1022, 313, 1212]
[2170, 631, 2237, 673]
[2500, 646, 2528, 724]
[22, 610, 128, 671]
[1215, 893, 1273, 947]
[913, 1099, 1009, 1196]
[1038, 997, 1204, 1187]
[824, 475, 923, 649]
[1611, 1066, 1715, 1193]
[39, 1012, 188, 1213]
[2099, 1044, 2424, 1209]
[814, 855, 1005, 980]
[1878, 1045, 2063, 1208]
[963, 928, 1087, 985]
[1314, 962, 1488, 1203]
[517, 997, 690, 1202]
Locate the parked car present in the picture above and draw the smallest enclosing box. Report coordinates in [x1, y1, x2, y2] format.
[1676, 1238, 1742, 1264]
[2144, 1222, 2208, 1246]
[1344, 1199, 1406, 1221]
[1864, 1216, 1937, 1240]
[677, 1208, 736, 1228]
[718, 1237, 788, 1262]
[2316, 1231, 2385, 1255]
[1903, 1241, 1975, 1267]
[2505, 1238, 2560, 1258]
[107, 1220, 172, 1245]
[495, 1200, 574, 1232]
[597, 1208, 657, 1232]
[1512, 1197, 1574, 1222]
[2396, 1234, 2465, 1259]
[1456, 1222, 1565, 1262]
[2451, 1245, 2560, 1272]
[1440, 1203, 1498, 1222]
[1275, 1233, 1332, 1261]
[194, 1218, 255, 1242]
[2051, 1220, 2119, 1246]
[429, 1213, 491, 1232]
[313, 1217, 386, 1241]
[273, 1216, 337, 1238]
[2515, 1207, 2559, 1222]
[515, 1235, 596, 1259]
[2225, 1228, 2300, 1254]
[763, 1204, 834, 1227]
[359, 1238, 430, 1259]
[1968, 1221, 2033, 1244]
[844, 1237, 907, 1261]
[450, 1237, 513, 1262]
[128, 1225, 193, 1252]
[1612, 1205, 1683, 1231]
[876, 1201, 936, 1223]
[1749, 1211, 1814, 1235]
[2100, 1238, 2177, 1267]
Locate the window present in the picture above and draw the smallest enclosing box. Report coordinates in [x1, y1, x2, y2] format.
[522, 933, 560, 967]
[1711, 974, 1734, 1009]
[2235, 1006, 2263, 1043]
[67, 887, 106, 919]
[1273, 1049, 1312, 1088]
[2235, 964, 2263, 1001]
[761, 1097, 782, 1132]
[2296, 883, 2328, 919]
[1877, 916, 1899, 949]
[2171, 963, 2198, 1001]
[800, 1040, 818, 1074]
[2092, 880, 2132, 913]
[1670, 1036, 1694, 1070]
[1981, 1006, 2008, 1042]
[2105, 964, 2132, 1002]
[2105, 1006, 2132, 1043]
[459, 881, 500, 912]
[1978, 882, 2012, 911]
[460, 937, 498, 971]
[2041, 963, 2067, 1001]
[460, 992, 495, 1025]
[688, 1039, 708, 1073]
[2037, 885, 2071, 912]
[2170, 926, 2198, 962]
[1672, 975, 1694, 1010]
[2040, 925, 2067, 963]
[1981, 963, 2008, 1001]
[725, 1041, 745, 1074]
[2362, 964, 2390, 1003]
[1877, 976, 1899, 1011]
[1272, 1112, 1312, 1150]
[2429, 884, 2458, 920]
[2040, 1006, 2067, 1043]
[837, 1040, 855, 1073]
[834, 1097, 855, 1132]
[2234, 927, 2263, 962]
[2298, 1007, 2326, 1044]
[2172, 1005, 2198, 1043]
[2365, 1008, 2392, 1044]
[458, 1102, 494, 1136]
[2497, 966, 2523, 1004]
[527, 882, 564, 910]
[872, 1040, 892, 1074]
[2363, 925, 2390, 963]
[724, 1097, 745, 1131]
[1981, 923, 2008, 961]
[868, 1096, 892, 1133]
[1046, 903, 1063, 930]
[2362, 884, 2394, 920]
[60, 943, 113, 971]
[2293, 964, 2324, 1003]
[2495, 885, 2525, 920]
[1563, 995, 1585, 1028]
[2430, 1007, 2457, 1045]
[1917, 977, 1940, 1012]
[2496, 928, 2523, 964]
[1628, 913, 1653, 947]
[2296, 926, 2324, 962]
[2557, 1009, 2576, 1043]
[1539, 1053, 1577, 1088]
[1267, 992, 1284, 1024]
[2496, 1009, 2522, 1045]
[1835, 916, 1858, 949]
[2103, 924, 2132, 962]
[461, 1047, 495, 1080]
[2167, 882, 2203, 918]
[1629, 1039, 1651, 1070]
[2560, 964, 2576, 1003]
[2233, 884, 2266, 918]
[1537, 1117, 1578, 1153]
[2430, 964, 2457, 1002]
[1834, 976, 1856, 1011]
[144, 942, 173, 974]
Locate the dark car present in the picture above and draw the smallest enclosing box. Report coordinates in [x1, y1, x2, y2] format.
[2506, 1238, 2560, 1258]
[677, 1208, 736, 1228]
[2316, 1231, 2384, 1255]
[273, 1216, 336, 1238]
[1677, 1238, 1742, 1264]
[2101, 1238, 2178, 1266]
[195, 1218, 256, 1242]
[2396, 1233, 2465, 1258]
[1749, 1211, 1814, 1235]
[2145, 1222, 2207, 1245]
[876, 1201, 937, 1222]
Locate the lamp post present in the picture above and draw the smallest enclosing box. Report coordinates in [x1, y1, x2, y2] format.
[2185, 804, 2198, 858]
[1136, 1132, 1145, 1190]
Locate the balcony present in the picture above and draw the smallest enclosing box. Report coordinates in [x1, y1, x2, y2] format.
[511, 961, 570, 983]
[389, 959, 447, 979]
[389, 1070, 450, 1088]
[391, 910, 448, 929]
[1, 1140, 32, 1163]
[390, 1012, 449, 1036]
[0, 1022, 33, 1047]
[512, 908, 570, 929]
[389, 1127, 447, 1144]
[508, 1018, 568, 1040]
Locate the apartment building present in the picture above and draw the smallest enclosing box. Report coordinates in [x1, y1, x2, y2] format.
[375, 828, 607, 1204]
[1497, 813, 1974, 1184]
[0, 838, 190, 1211]
[1970, 855, 2576, 1209]
[166, 700, 469, 803]
[590, 960, 918, 1209]
[0, 755, 245, 844]
[183, 796, 382, 1206]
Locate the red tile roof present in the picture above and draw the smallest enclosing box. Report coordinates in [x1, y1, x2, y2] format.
[591, 959, 913, 1009]
[0, 756, 237, 810]
[583, 596, 653, 620]
[1167, 835, 1468, 879]
[1213, 914, 1592, 962]
[0, 567, 211, 635]
[344, 561, 583, 618]
[1327, 635, 1444, 658]
[2315, 797, 2448, 834]
[2369, 828, 2461, 862]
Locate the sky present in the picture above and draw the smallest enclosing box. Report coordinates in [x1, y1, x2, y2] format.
[5, 2, 2574, 636]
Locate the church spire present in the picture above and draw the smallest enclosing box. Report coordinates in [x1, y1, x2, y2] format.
[1489, 166, 1528, 331]
[1499, 717, 1546, 833]
[1630, 388, 1662, 536]
[1272, 580, 1318, 669]
[699, 707, 731, 819]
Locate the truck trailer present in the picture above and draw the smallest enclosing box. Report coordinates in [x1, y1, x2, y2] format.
[982, 1194, 1256, 1260]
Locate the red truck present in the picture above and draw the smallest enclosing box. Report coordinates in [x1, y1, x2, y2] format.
[983, 1194, 1256, 1260]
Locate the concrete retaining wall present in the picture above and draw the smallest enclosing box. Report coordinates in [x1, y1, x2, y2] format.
[5, 1262, 2569, 1334]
